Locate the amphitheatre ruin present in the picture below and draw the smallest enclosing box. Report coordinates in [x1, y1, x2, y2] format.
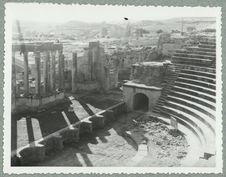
[10, 19, 217, 167]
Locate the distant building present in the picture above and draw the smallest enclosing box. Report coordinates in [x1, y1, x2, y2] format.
[186, 26, 196, 33]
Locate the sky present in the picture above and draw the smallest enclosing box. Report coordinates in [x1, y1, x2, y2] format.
[5, 3, 220, 23]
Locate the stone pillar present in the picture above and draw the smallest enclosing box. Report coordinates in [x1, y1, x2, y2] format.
[104, 66, 110, 91]
[34, 51, 41, 97]
[43, 51, 50, 94]
[50, 51, 56, 92]
[114, 58, 119, 87]
[88, 48, 93, 81]
[23, 51, 29, 95]
[12, 51, 16, 108]
[89, 41, 100, 81]
[58, 50, 64, 90]
[90, 115, 105, 129]
[72, 52, 77, 92]
[91, 47, 98, 80]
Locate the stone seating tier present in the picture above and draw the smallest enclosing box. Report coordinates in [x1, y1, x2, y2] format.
[175, 49, 216, 57]
[153, 38, 216, 158]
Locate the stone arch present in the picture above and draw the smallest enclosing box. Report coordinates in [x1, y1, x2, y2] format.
[133, 93, 149, 111]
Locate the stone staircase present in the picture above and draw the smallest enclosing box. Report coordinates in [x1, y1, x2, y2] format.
[153, 37, 216, 161]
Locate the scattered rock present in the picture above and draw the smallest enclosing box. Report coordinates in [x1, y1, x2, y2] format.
[124, 114, 188, 166]
[156, 141, 163, 146]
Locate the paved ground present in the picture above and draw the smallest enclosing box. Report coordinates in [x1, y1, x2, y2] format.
[12, 91, 123, 150]
[37, 121, 138, 166]
[36, 111, 188, 167]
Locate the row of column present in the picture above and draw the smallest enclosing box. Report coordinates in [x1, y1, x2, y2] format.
[34, 50, 65, 96]
[12, 50, 65, 98]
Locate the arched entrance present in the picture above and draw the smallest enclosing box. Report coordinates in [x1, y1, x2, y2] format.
[133, 93, 149, 111]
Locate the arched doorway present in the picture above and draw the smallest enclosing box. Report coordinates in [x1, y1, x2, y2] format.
[133, 93, 149, 111]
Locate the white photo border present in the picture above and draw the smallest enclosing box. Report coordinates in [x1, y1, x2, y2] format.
[3, 3, 223, 174]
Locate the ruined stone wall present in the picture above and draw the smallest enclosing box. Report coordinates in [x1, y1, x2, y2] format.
[110, 47, 160, 81]
[77, 50, 91, 82]
[72, 41, 119, 92]
[157, 32, 192, 56]
[123, 85, 162, 111]
[130, 61, 172, 87]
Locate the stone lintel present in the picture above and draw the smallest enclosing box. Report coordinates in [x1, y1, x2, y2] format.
[123, 81, 162, 91]
[90, 114, 105, 129]
[12, 43, 63, 53]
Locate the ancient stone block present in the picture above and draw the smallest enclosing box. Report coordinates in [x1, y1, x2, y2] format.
[60, 128, 80, 144]
[90, 114, 105, 129]
[170, 116, 178, 130]
[104, 110, 115, 123]
[11, 154, 21, 166]
[42, 134, 64, 154]
[19, 144, 45, 165]
[79, 120, 93, 135]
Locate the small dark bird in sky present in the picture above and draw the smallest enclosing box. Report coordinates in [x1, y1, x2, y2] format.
[124, 17, 128, 20]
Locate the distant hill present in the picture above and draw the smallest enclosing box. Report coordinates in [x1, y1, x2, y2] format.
[134, 17, 216, 33]
[12, 17, 216, 39]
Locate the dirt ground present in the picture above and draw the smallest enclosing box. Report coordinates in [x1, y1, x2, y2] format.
[120, 112, 189, 166]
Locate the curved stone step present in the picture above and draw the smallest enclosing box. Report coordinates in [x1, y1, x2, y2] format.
[175, 49, 216, 57]
[198, 44, 216, 49]
[172, 85, 215, 103]
[152, 114, 204, 166]
[174, 53, 215, 60]
[173, 61, 212, 67]
[173, 60, 212, 67]
[174, 64, 216, 74]
[169, 90, 215, 110]
[164, 101, 215, 134]
[186, 47, 216, 53]
[180, 69, 216, 79]
[159, 106, 208, 145]
[174, 81, 215, 96]
[179, 73, 215, 84]
[160, 105, 215, 154]
[166, 95, 215, 119]
[172, 55, 213, 62]
[200, 41, 216, 46]
[156, 110, 205, 150]
[177, 77, 215, 90]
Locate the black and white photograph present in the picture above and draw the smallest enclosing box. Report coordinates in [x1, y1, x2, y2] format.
[3, 3, 222, 174]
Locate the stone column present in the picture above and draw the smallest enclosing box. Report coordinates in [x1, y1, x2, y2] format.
[50, 51, 56, 92]
[12, 51, 16, 108]
[72, 52, 77, 92]
[43, 51, 50, 94]
[114, 59, 119, 87]
[23, 51, 29, 95]
[88, 48, 93, 81]
[34, 51, 41, 97]
[61, 54, 65, 90]
[92, 47, 99, 80]
[58, 50, 64, 90]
